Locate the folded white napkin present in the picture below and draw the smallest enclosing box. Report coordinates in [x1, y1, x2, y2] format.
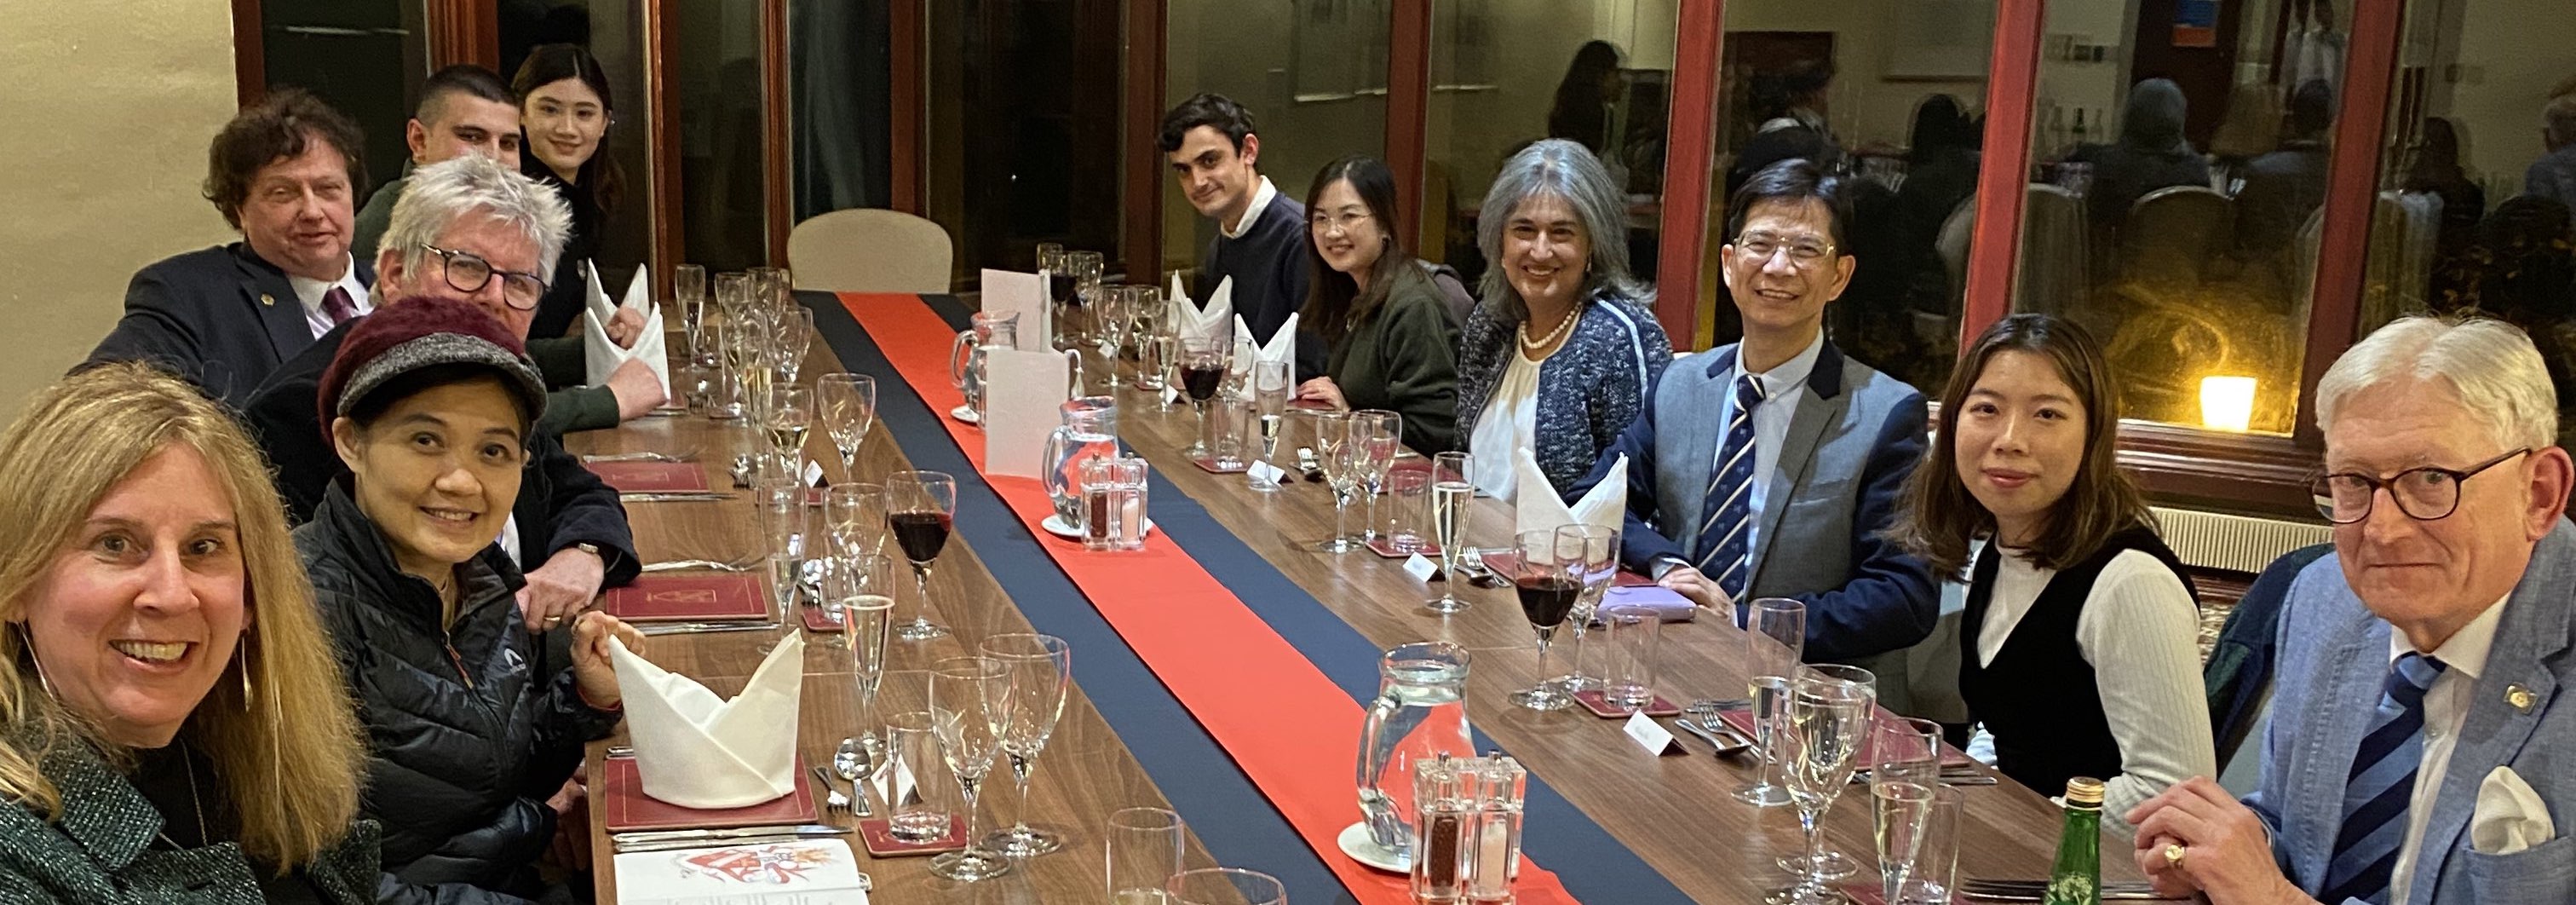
[584, 262, 672, 396]
[1514, 447, 1626, 536]
[2470, 765, 2556, 856]
[609, 632, 805, 809]
[1170, 272, 1234, 346]
[1233, 312, 1298, 366]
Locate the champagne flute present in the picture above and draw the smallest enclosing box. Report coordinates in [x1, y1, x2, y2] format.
[1509, 527, 1584, 711]
[816, 372, 877, 482]
[762, 383, 812, 479]
[884, 471, 956, 641]
[1555, 524, 1618, 694]
[928, 655, 1015, 882]
[1310, 411, 1360, 551]
[1780, 663, 1877, 885]
[1094, 283, 1131, 387]
[980, 633, 1072, 857]
[1424, 451, 1475, 614]
[1778, 666, 1874, 905]
[831, 553, 894, 759]
[675, 263, 707, 360]
[1177, 336, 1230, 458]
[1738, 597, 1807, 806]
[1352, 409, 1402, 544]
[1251, 360, 1291, 491]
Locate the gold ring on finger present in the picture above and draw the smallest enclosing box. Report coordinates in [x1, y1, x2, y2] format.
[2163, 843, 2187, 868]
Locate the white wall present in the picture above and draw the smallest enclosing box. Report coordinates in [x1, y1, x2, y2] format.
[0, 0, 239, 424]
[2425, 0, 2576, 200]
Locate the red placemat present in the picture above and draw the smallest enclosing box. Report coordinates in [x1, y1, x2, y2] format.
[856, 815, 969, 856]
[601, 754, 818, 832]
[1191, 454, 1249, 475]
[601, 574, 769, 623]
[587, 461, 710, 493]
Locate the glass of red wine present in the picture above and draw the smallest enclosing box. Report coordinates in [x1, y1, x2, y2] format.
[1176, 336, 1231, 458]
[1509, 527, 1585, 711]
[884, 470, 957, 641]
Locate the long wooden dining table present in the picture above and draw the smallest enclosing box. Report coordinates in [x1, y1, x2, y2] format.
[566, 290, 2148, 903]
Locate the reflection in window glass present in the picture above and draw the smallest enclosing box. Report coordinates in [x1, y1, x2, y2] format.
[923, 0, 1121, 284]
[2364, 0, 2576, 449]
[1704, 0, 1996, 391]
[1426, 3, 1671, 300]
[2014, 0, 2342, 435]
[263, 0, 428, 191]
[672, 0, 768, 271]
[1163, 0, 1389, 278]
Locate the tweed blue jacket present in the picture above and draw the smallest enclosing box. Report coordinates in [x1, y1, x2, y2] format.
[1454, 289, 1674, 493]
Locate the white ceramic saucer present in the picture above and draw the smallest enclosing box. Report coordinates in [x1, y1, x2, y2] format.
[1337, 822, 1410, 873]
[951, 405, 981, 424]
[1038, 514, 1156, 539]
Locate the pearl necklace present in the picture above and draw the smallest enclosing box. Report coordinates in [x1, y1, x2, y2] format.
[1518, 303, 1581, 353]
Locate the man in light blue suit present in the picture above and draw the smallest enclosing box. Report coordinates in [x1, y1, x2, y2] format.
[2127, 316, 2576, 905]
[1566, 159, 1936, 671]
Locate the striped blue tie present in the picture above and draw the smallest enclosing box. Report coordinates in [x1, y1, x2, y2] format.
[1693, 374, 1767, 602]
[2320, 652, 2448, 905]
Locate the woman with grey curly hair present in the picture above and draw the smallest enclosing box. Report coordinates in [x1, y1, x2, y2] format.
[1454, 139, 1673, 500]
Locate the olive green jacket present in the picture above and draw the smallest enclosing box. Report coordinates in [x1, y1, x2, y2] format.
[1320, 267, 1462, 452]
[0, 744, 380, 904]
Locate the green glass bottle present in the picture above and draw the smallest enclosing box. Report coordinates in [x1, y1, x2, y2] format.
[2042, 777, 2105, 905]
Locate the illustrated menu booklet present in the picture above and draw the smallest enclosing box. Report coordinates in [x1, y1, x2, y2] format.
[612, 839, 871, 904]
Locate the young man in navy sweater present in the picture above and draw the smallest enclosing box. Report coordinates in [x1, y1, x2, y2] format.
[1160, 93, 1322, 378]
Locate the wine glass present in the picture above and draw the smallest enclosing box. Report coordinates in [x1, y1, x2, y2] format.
[883, 471, 955, 641]
[1309, 411, 1361, 552]
[1778, 665, 1875, 905]
[1060, 251, 1103, 349]
[770, 306, 815, 384]
[980, 633, 1072, 857]
[816, 372, 877, 482]
[1177, 335, 1230, 458]
[1780, 663, 1877, 894]
[1094, 283, 1132, 388]
[761, 383, 812, 478]
[928, 655, 1015, 882]
[1166, 868, 1286, 905]
[675, 263, 707, 360]
[825, 482, 887, 565]
[1738, 597, 1807, 806]
[830, 552, 894, 758]
[1509, 527, 1584, 711]
[1251, 360, 1291, 492]
[1352, 410, 1402, 545]
[1555, 524, 1619, 695]
[1423, 451, 1475, 614]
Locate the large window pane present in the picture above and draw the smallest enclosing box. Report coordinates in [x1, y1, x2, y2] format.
[499, 1, 657, 289]
[1163, 0, 1391, 276]
[1425, 2, 1672, 301]
[671, 0, 768, 271]
[1705, 0, 1997, 391]
[2014, 0, 2339, 436]
[2360, 0, 2576, 447]
[924, 0, 1122, 284]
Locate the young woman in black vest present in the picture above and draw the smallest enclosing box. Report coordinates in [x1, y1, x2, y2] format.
[1889, 314, 2213, 836]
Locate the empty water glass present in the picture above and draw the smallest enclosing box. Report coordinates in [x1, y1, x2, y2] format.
[1601, 602, 1661, 713]
[883, 709, 954, 843]
[1166, 868, 1285, 905]
[1877, 782, 1961, 905]
[1106, 807, 1187, 904]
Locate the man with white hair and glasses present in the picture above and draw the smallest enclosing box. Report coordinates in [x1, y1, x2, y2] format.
[243, 153, 639, 635]
[2127, 315, 2576, 905]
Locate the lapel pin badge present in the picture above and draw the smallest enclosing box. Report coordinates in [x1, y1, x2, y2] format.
[258, 293, 276, 307]
[2504, 684, 2537, 713]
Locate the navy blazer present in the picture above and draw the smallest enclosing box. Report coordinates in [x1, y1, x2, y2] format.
[83, 243, 372, 410]
[2256, 522, 2576, 905]
[241, 319, 640, 589]
[1567, 338, 1938, 662]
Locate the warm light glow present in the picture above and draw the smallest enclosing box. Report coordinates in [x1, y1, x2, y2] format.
[2200, 376, 2257, 433]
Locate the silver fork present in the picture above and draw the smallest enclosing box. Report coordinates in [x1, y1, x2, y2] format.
[810, 766, 851, 816]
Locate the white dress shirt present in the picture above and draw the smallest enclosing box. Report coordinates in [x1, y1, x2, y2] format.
[1975, 547, 2216, 835]
[1467, 349, 1542, 503]
[286, 255, 373, 338]
[1707, 332, 1824, 562]
[2385, 594, 2508, 905]
[1222, 176, 1279, 239]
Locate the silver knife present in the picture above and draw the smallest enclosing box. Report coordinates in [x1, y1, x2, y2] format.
[641, 559, 756, 574]
[1673, 718, 1752, 756]
[619, 492, 735, 502]
[637, 621, 779, 636]
[613, 824, 851, 844]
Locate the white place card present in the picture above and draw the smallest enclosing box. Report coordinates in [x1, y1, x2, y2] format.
[980, 349, 1070, 479]
[1403, 553, 1442, 585]
[801, 459, 826, 488]
[1247, 460, 1290, 487]
[1624, 711, 1685, 756]
[979, 268, 1051, 350]
[1163, 384, 1182, 406]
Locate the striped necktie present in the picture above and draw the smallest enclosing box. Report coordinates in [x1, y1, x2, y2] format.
[1693, 373, 1767, 602]
[2320, 651, 2447, 905]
